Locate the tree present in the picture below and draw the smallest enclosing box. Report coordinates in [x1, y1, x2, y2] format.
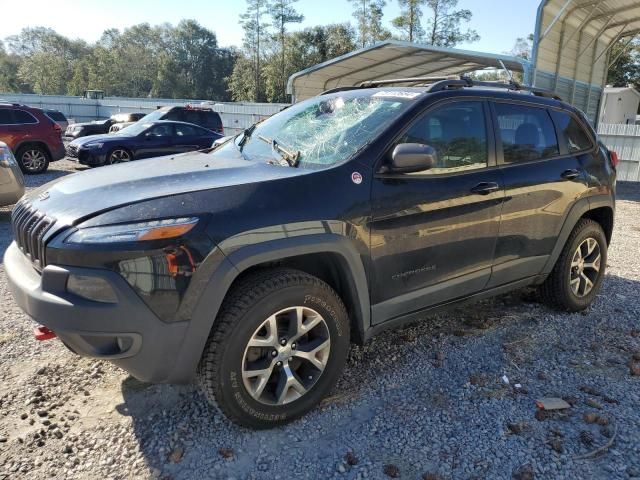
[607, 38, 640, 91]
[269, 0, 304, 102]
[423, 0, 479, 47]
[240, 0, 271, 101]
[392, 0, 426, 43]
[0, 41, 22, 93]
[511, 34, 534, 60]
[349, 0, 390, 48]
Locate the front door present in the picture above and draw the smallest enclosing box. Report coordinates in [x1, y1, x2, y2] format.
[137, 124, 175, 158]
[369, 99, 504, 324]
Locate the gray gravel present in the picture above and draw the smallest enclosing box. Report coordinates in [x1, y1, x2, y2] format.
[1, 161, 639, 479]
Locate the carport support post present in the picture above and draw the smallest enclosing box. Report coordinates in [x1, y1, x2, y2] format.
[570, 29, 585, 104]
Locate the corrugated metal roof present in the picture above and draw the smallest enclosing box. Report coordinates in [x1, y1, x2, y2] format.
[287, 41, 529, 102]
[532, 0, 640, 122]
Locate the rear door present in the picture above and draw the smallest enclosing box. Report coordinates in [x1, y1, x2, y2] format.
[0, 109, 19, 148]
[487, 101, 591, 288]
[369, 99, 504, 324]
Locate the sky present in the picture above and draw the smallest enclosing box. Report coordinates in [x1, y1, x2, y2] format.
[2, 0, 541, 55]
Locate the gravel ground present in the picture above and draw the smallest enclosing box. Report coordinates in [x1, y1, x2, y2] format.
[1, 160, 639, 480]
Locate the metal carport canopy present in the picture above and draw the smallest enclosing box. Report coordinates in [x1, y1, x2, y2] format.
[286, 40, 529, 102]
[532, 0, 640, 122]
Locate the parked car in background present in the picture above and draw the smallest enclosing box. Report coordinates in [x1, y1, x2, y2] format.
[66, 120, 221, 166]
[44, 110, 69, 131]
[0, 141, 24, 206]
[65, 112, 146, 139]
[108, 113, 146, 133]
[0, 102, 65, 173]
[140, 105, 224, 135]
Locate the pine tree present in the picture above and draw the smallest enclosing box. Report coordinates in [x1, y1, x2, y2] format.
[240, 0, 270, 101]
[269, 0, 303, 102]
[392, 0, 427, 43]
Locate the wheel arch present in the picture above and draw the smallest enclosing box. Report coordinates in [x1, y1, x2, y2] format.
[14, 140, 52, 159]
[167, 234, 371, 382]
[541, 195, 614, 276]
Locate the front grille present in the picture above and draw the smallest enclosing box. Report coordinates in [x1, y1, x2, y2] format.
[11, 201, 56, 270]
[66, 145, 78, 158]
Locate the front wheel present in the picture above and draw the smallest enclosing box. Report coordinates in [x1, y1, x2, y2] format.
[197, 269, 350, 429]
[539, 219, 607, 312]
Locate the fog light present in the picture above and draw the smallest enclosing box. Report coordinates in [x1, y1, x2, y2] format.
[67, 274, 118, 303]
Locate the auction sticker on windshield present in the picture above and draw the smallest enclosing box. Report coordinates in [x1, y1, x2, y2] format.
[372, 91, 421, 99]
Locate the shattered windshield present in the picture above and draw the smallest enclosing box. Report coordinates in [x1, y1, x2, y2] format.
[237, 89, 419, 168]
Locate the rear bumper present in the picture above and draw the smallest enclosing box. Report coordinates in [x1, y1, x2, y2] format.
[50, 143, 65, 162]
[4, 242, 192, 383]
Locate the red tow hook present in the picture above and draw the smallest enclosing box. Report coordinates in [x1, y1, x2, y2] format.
[34, 326, 56, 341]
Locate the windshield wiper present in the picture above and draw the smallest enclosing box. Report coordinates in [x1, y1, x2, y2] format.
[257, 135, 300, 167]
[237, 124, 257, 150]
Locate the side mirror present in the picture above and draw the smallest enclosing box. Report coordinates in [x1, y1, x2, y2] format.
[389, 143, 437, 173]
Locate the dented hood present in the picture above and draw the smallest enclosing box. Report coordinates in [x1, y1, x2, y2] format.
[23, 149, 304, 227]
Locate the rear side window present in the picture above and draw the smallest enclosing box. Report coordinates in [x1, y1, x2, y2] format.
[397, 101, 489, 175]
[550, 111, 593, 153]
[13, 110, 38, 125]
[0, 110, 13, 125]
[200, 111, 222, 131]
[494, 103, 559, 163]
[164, 110, 184, 122]
[175, 124, 200, 136]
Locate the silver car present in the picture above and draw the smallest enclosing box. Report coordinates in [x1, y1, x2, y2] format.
[0, 141, 25, 207]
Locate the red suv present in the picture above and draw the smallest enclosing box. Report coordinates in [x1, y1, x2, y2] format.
[0, 103, 65, 173]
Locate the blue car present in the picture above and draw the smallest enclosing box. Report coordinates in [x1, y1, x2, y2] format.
[66, 120, 221, 166]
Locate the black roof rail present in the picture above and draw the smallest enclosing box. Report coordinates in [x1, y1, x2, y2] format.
[320, 75, 563, 101]
[429, 76, 563, 100]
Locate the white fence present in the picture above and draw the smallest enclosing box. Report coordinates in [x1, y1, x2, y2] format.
[597, 124, 640, 182]
[0, 92, 289, 136]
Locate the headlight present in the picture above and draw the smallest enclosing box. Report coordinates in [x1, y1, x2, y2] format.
[65, 217, 198, 244]
[0, 142, 17, 167]
[85, 142, 104, 148]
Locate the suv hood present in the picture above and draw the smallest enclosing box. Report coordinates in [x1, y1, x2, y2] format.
[24, 150, 305, 227]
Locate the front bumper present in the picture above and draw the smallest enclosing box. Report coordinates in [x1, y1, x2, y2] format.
[4, 242, 191, 383]
[65, 146, 106, 166]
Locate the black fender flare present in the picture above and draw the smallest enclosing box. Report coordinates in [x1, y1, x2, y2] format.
[167, 233, 371, 382]
[541, 194, 614, 276]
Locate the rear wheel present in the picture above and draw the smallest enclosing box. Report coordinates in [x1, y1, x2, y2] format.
[106, 148, 131, 165]
[540, 219, 607, 311]
[197, 269, 350, 429]
[16, 145, 50, 174]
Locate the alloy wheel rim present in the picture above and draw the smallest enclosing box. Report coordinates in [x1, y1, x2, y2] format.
[569, 237, 601, 298]
[242, 306, 331, 405]
[22, 150, 46, 171]
[109, 149, 130, 163]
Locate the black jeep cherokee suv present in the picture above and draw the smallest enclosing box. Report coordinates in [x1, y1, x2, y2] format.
[5, 78, 616, 428]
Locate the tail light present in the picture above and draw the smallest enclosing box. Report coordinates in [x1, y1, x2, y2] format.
[52, 123, 62, 134]
[218, 126, 224, 135]
[609, 150, 619, 168]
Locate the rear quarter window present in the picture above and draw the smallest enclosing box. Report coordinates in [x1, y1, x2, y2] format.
[550, 111, 594, 153]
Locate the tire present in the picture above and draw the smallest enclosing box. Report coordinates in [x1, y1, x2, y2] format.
[106, 148, 132, 165]
[539, 219, 607, 312]
[16, 145, 50, 174]
[197, 268, 350, 429]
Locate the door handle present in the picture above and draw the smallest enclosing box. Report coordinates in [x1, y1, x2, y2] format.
[561, 169, 580, 180]
[470, 182, 500, 195]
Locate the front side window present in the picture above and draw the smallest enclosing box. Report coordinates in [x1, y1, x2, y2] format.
[550, 111, 593, 153]
[396, 101, 489, 175]
[13, 110, 38, 125]
[495, 103, 559, 163]
[237, 90, 417, 168]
